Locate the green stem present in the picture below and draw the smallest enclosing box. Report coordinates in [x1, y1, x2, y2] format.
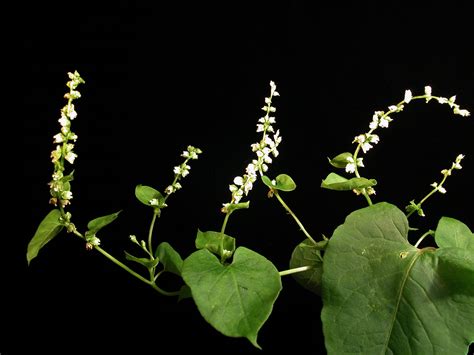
[273, 191, 316, 245]
[69, 224, 178, 297]
[407, 169, 450, 218]
[93, 245, 152, 285]
[148, 211, 158, 255]
[94, 245, 179, 296]
[414, 230, 435, 248]
[353, 145, 373, 206]
[220, 211, 232, 234]
[279, 265, 313, 276]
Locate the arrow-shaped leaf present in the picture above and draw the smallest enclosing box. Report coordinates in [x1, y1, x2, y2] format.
[27, 209, 63, 265]
[86, 210, 121, 236]
[155, 242, 184, 276]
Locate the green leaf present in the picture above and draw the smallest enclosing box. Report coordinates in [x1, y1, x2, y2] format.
[86, 210, 121, 236]
[289, 239, 324, 295]
[177, 285, 192, 302]
[195, 229, 236, 260]
[328, 152, 353, 168]
[124, 251, 160, 269]
[27, 209, 64, 265]
[182, 247, 282, 349]
[437, 247, 474, 293]
[321, 202, 474, 354]
[155, 242, 184, 276]
[224, 201, 250, 213]
[435, 216, 474, 250]
[320, 172, 377, 191]
[261, 174, 297, 192]
[135, 184, 165, 207]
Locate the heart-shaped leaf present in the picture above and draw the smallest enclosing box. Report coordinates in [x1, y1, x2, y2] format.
[182, 247, 282, 349]
[27, 209, 63, 265]
[289, 239, 324, 295]
[321, 202, 474, 354]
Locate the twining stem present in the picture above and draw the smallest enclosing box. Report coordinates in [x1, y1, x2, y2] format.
[279, 265, 314, 276]
[273, 191, 317, 245]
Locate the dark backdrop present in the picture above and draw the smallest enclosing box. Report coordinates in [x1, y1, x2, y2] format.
[16, 2, 473, 354]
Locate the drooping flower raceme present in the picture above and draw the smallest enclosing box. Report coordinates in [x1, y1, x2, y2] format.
[347, 86, 470, 197]
[222, 81, 282, 212]
[48, 71, 85, 208]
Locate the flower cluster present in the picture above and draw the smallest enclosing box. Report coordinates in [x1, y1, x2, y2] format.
[164, 145, 202, 195]
[406, 154, 465, 217]
[346, 86, 471, 197]
[424, 86, 471, 117]
[48, 71, 85, 207]
[222, 81, 282, 211]
[432, 153, 465, 194]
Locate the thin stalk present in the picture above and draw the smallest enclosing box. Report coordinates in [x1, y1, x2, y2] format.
[273, 191, 316, 245]
[220, 211, 232, 234]
[279, 265, 313, 276]
[414, 230, 435, 248]
[147, 211, 158, 255]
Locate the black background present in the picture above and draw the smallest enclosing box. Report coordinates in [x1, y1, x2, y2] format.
[16, 1, 473, 354]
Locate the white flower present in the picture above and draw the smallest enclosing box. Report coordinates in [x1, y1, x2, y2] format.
[61, 190, 73, 200]
[88, 236, 101, 246]
[379, 116, 392, 128]
[369, 134, 380, 144]
[233, 176, 244, 185]
[64, 151, 77, 164]
[149, 198, 160, 206]
[369, 116, 378, 129]
[454, 154, 464, 169]
[345, 157, 356, 173]
[58, 115, 69, 127]
[453, 107, 470, 117]
[404, 90, 412, 103]
[53, 133, 64, 143]
[424, 86, 432, 96]
[181, 165, 190, 177]
[246, 163, 257, 175]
